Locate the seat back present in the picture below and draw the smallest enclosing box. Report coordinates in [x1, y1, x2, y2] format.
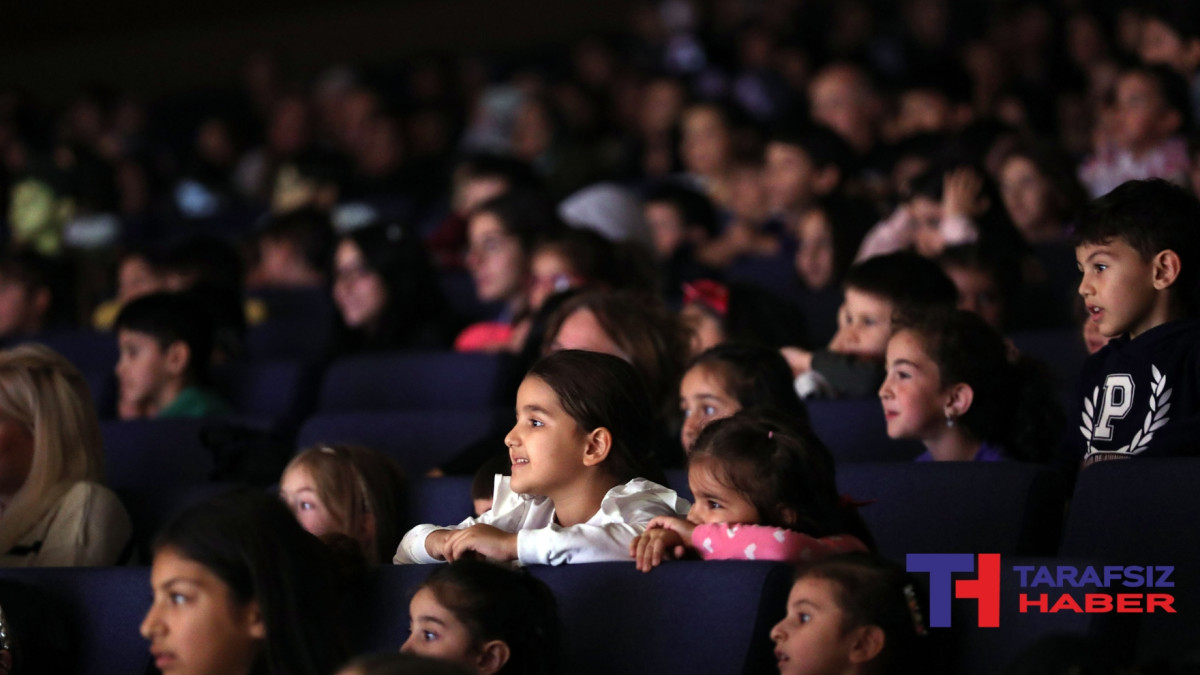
[1059, 459, 1200, 661]
[836, 462, 1066, 562]
[318, 352, 516, 412]
[297, 408, 508, 477]
[407, 476, 476, 531]
[101, 418, 214, 488]
[216, 359, 318, 425]
[0, 567, 151, 675]
[807, 398, 924, 462]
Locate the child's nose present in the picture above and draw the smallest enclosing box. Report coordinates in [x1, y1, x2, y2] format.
[768, 619, 785, 643]
[139, 604, 160, 639]
[503, 425, 519, 448]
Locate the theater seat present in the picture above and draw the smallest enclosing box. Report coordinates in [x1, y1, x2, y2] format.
[297, 408, 509, 476]
[101, 418, 215, 488]
[837, 462, 1066, 562]
[117, 482, 238, 562]
[215, 359, 319, 426]
[1059, 458, 1200, 662]
[0, 567, 151, 675]
[406, 476, 476, 531]
[806, 398, 925, 462]
[317, 351, 516, 412]
[357, 561, 791, 674]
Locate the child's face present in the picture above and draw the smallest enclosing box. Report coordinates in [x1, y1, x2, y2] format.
[528, 249, 580, 312]
[1076, 239, 1164, 339]
[279, 464, 342, 540]
[828, 289, 894, 358]
[679, 365, 741, 451]
[400, 587, 480, 670]
[770, 577, 860, 675]
[333, 240, 388, 329]
[504, 376, 590, 498]
[140, 547, 264, 675]
[1113, 73, 1175, 153]
[879, 329, 947, 442]
[644, 201, 688, 260]
[680, 303, 725, 357]
[998, 156, 1051, 238]
[0, 275, 43, 339]
[117, 256, 165, 305]
[943, 264, 1004, 329]
[466, 212, 527, 305]
[908, 196, 947, 258]
[681, 107, 731, 177]
[795, 210, 836, 290]
[115, 329, 179, 413]
[764, 143, 817, 214]
[685, 457, 760, 525]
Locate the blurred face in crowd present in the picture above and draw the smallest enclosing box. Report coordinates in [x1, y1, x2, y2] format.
[908, 196, 946, 259]
[1139, 18, 1200, 76]
[680, 302, 724, 357]
[794, 210, 836, 291]
[0, 275, 48, 338]
[528, 247, 581, 312]
[678, 364, 740, 451]
[999, 156, 1053, 241]
[829, 288, 894, 358]
[333, 239, 388, 330]
[644, 201, 687, 260]
[1112, 72, 1179, 155]
[943, 264, 1004, 329]
[681, 105, 732, 177]
[809, 65, 877, 152]
[279, 463, 341, 539]
[764, 143, 820, 215]
[879, 328, 948, 442]
[466, 212, 527, 306]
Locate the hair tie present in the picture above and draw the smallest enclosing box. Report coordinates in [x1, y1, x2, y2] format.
[767, 430, 774, 440]
[682, 280, 730, 316]
[903, 584, 929, 636]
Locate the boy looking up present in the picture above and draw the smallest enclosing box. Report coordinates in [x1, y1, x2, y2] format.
[114, 291, 231, 420]
[1073, 179, 1200, 466]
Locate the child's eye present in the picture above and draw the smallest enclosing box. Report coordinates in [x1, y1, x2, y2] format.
[702, 405, 717, 417]
[1095, 264, 1107, 273]
[169, 593, 187, 606]
[799, 612, 811, 624]
[299, 501, 315, 511]
[680, 407, 692, 418]
[530, 419, 544, 428]
[422, 630, 438, 642]
[707, 500, 722, 510]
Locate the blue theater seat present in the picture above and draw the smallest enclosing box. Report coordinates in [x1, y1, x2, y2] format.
[101, 418, 215, 488]
[317, 351, 516, 412]
[297, 408, 509, 477]
[0, 567, 151, 675]
[1059, 458, 1200, 662]
[215, 359, 319, 426]
[406, 476, 476, 531]
[806, 398, 925, 462]
[358, 561, 791, 674]
[836, 462, 1066, 562]
[12, 330, 118, 372]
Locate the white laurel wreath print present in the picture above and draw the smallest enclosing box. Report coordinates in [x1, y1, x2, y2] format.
[1080, 365, 1171, 455]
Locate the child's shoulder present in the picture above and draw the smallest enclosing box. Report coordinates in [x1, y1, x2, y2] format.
[602, 478, 690, 515]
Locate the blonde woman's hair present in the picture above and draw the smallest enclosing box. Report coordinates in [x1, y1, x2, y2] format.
[0, 344, 105, 554]
[282, 444, 407, 564]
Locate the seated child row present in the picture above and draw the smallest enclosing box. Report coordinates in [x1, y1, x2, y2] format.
[134, 488, 932, 675]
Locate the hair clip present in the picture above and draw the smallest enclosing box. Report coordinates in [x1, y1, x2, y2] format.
[903, 584, 929, 637]
[767, 430, 774, 440]
[682, 280, 730, 316]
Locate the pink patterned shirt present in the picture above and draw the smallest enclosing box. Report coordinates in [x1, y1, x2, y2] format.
[691, 523, 867, 565]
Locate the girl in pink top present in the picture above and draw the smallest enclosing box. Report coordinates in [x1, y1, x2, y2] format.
[630, 412, 872, 571]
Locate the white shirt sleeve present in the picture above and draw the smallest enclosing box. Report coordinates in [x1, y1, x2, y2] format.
[393, 476, 536, 564]
[516, 479, 690, 566]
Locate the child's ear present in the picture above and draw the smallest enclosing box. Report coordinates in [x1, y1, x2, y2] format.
[164, 340, 191, 378]
[582, 427, 613, 467]
[1152, 249, 1182, 290]
[476, 639, 511, 675]
[848, 625, 886, 664]
[944, 382, 974, 420]
[244, 601, 267, 640]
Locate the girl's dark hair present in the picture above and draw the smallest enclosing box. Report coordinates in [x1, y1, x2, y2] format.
[421, 559, 559, 675]
[706, 283, 812, 351]
[687, 343, 811, 433]
[803, 196, 874, 290]
[798, 552, 931, 673]
[340, 221, 447, 351]
[543, 291, 690, 424]
[909, 162, 1030, 265]
[153, 489, 348, 675]
[689, 411, 874, 549]
[473, 189, 564, 254]
[900, 309, 1064, 462]
[527, 349, 663, 484]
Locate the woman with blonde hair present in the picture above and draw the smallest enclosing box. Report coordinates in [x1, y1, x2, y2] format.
[0, 344, 132, 566]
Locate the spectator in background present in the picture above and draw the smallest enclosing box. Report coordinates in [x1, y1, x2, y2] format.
[247, 206, 335, 290]
[0, 250, 66, 339]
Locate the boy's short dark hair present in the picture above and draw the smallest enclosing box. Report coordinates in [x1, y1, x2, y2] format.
[844, 252, 958, 320]
[1074, 178, 1200, 314]
[643, 182, 719, 237]
[258, 206, 336, 275]
[115, 291, 216, 385]
[767, 123, 855, 174]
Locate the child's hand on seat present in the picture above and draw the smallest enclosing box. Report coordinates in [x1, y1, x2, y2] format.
[442, 524, 518, 562]
[630, 516, 697, 572]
